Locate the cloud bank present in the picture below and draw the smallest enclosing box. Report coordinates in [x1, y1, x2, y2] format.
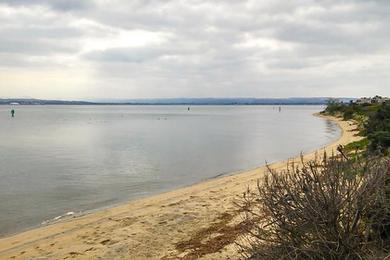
[0, 0, 389, 99]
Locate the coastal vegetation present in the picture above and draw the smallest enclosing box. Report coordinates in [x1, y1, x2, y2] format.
[323, 99, 390, 155]
[237, 98, 390, 259]
[237, 155, 389, 259]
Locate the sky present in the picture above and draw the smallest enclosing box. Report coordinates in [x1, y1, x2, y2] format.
[0, 0, 389, 100]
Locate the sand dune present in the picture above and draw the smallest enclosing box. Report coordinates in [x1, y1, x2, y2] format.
[0, 114, 361, 259]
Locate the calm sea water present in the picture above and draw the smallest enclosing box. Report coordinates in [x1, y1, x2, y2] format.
[0, 105, 340, 236]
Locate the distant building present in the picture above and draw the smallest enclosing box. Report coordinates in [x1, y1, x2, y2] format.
[355, 95, 389, 104]
[355, 97, 371, 104]
[9, 102, 20, 105]
[371, 95, 390, 104]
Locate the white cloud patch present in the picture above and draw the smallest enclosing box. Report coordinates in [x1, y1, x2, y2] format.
[0, 0, 389, 99]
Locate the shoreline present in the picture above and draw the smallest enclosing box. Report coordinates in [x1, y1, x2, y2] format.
[0, 114, 361, 259]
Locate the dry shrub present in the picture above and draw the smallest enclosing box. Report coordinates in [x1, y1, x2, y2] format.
[237, 154, 390, 259]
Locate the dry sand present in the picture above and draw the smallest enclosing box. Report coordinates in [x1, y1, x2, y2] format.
[0, 114, 362, 260]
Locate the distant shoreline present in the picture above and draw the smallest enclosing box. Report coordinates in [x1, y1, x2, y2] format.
[1, 103, 329, 106]
[0, 97, 355, 106]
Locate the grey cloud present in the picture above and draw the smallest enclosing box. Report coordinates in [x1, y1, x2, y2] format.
[0, 0, 95, 11]
[0, 39, 78, 55]
[0, 24, 84, 56]
[0, 53, 67, 68]
[0, 26, 84, 39]
[1, 0, 390, 98]
[84, 47, 167, 63]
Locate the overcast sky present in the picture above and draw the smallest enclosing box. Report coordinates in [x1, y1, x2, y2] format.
[0, 0, 389, 99]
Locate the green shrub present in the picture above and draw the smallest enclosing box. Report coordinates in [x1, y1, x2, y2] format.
[369, 131, 390, 154]
[366, 102, 390, 153]
[343, 108, 354, 120]
[324, 100, 346, 116]
[344, 138, 369, 153]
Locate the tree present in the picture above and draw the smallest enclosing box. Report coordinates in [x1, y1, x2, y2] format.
[366, 102, 390, 153]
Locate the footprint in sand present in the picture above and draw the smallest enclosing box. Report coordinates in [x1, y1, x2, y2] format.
[84, 247, 95, 252]
[101, 239, 111, 245]
[85, 240, 96, 245]
[100, 239, 118, 246]
[65, 251, 83, 258]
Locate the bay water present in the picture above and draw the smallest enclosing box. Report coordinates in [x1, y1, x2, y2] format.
[0, 105, 340, 235]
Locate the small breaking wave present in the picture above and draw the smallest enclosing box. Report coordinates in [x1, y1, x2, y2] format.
[41, 211, 78, 225]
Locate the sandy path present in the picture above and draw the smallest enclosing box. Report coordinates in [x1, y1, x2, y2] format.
[0, 115, 361, 260]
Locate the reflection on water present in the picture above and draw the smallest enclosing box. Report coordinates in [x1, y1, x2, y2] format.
[325, 117, 340, 136]
[0, 105, 340, 235]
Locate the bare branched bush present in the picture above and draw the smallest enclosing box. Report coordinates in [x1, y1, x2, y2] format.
[237, 154, 390, 259]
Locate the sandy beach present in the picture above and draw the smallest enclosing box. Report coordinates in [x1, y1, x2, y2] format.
[0, 114, 361, 260]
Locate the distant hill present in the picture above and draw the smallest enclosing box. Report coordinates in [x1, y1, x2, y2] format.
[0, 98, 96, 105]
[0, 97, 356, 105]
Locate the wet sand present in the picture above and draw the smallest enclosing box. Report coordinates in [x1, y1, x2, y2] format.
[0, 114, 361, 259]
